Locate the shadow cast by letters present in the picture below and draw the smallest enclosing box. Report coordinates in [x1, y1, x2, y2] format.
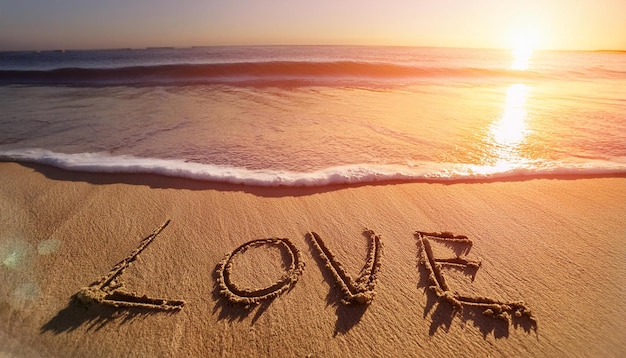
[305, 236, 368, 336]
[415, 234, 538, 339]
[211, 268, 275, 325]
[41, 296, 175, 334]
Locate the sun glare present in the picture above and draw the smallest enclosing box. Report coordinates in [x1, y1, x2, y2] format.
[485, 83, 530, 172]
[510, 30, 539, 70]
[491, 83, 528, 145]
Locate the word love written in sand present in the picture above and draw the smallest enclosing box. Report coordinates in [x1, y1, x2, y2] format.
[75, 221, 535, 326]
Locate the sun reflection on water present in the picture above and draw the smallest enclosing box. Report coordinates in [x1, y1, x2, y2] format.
[491, 84, 528, 147]
[510, 30, 537, 70]
[483, 83, 531, 173]
[511, 47, 533, 70]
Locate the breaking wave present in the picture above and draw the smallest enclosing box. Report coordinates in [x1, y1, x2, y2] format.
[0, 61, 541, 86]
[1, 149, 624, 187]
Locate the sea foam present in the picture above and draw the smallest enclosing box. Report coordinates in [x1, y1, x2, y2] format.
[1, 149, 624, 187]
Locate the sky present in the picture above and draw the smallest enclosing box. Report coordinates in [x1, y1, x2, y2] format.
[1, 0, 625, 51]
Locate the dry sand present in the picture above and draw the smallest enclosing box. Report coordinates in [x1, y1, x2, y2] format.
[1, 161, 625, 357]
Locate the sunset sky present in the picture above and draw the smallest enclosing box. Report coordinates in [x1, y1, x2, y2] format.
[1, 0, 625, 51]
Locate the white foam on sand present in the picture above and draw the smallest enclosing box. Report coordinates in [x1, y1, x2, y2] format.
[1, 148, 625, 187]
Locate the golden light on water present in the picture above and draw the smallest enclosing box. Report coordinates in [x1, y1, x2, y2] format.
[511, 47, 532, 70]
[510, 29, 539, 70]
[487, 83, 530, 171]
[491, 83, 528, 146]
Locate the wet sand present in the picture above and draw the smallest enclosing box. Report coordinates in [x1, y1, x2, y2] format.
[1, 161, 625, 357]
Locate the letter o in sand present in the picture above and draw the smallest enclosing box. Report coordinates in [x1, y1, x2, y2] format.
[215, 238, 305, 305]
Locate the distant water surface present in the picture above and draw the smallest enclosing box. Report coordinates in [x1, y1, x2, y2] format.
[1, 46, 625, 186]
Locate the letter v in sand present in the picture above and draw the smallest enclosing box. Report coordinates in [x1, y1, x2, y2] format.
[306, 230, 383, 305]
[75, 220, 185, 310]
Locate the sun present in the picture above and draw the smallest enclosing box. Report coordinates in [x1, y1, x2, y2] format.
[510, 29, 539, 70]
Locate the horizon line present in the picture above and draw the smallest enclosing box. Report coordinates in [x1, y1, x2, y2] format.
[1, 44, 625, 53]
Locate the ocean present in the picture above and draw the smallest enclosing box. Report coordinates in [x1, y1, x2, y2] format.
[0, 46, 625, 186]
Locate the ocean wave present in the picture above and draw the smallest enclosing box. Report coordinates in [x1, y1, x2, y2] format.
[1, 149, 625, 187]
[0, 61, 540, 86]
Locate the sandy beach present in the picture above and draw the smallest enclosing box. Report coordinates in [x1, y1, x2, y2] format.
[1, 161, 625, 357]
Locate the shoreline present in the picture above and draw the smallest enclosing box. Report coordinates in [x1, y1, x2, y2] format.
[1, 161, 625, 357]
[4, 160, 626, 194]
